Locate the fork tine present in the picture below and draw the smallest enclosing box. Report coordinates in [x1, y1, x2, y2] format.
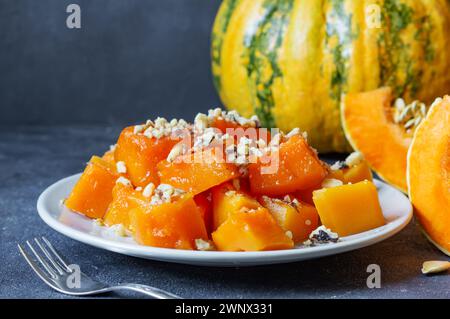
[26, 240, 58, 279]
[34, 238, 65, 275]
[41, 237, 71, 271]
[18, 244, 58, 288]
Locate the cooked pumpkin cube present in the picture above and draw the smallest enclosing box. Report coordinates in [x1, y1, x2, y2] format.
[114, 126, 180, 187]
[157, 148, 239, 195]
[343, 161, 373, 184]
[312, 181, 385, 236]
[65, 156, 118, 219]
[130, 194, 208, 250]
[211, 182, 261, 230]
[249, 134, 327, 196]
[103, 182, 140, 230]
[260, 196, 319, 243]
[212, 207, 294, 251]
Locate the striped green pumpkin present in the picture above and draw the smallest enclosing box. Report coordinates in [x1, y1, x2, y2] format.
[211, 0, 450, 152]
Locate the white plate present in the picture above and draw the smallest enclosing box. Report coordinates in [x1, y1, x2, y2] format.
[37, 174, 412, 267]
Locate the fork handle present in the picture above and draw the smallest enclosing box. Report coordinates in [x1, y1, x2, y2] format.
[108, 283, 181, 299]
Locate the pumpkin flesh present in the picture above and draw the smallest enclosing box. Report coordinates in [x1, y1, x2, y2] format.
[342, 87, 410, 192]
[407, 96, 450, 255]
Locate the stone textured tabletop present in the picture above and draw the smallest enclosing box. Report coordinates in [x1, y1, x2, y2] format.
[1, 125, 449, 299]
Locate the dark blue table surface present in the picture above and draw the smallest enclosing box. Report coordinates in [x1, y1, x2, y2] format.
[1, 125, 449, 299]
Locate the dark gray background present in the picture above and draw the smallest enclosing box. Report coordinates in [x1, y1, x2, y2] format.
[0, 0, 222, 125]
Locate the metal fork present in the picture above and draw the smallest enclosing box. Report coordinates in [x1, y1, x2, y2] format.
[18, 237, 181, 299]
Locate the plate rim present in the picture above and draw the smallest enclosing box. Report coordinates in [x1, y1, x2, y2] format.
[37, 173, 413, 266]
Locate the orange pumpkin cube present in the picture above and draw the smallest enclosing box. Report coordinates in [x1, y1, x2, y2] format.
[260, 196, 319, 243]
[312, 181, 385, 236]
[103, 182, 138, 230]
[65, 156, 118, 219]
[130, 194, 208, 250]
[249, 134, 327, 196]
[212, 207, 294, 251]
[114, 126, 180, 187]
[343, 161, 373, 184]
[157, 148, 239, 195]
[211, 182, 261, 230]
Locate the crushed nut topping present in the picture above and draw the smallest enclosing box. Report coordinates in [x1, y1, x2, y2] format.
[149, 184, 185, 205]
[207, 108, 260, 128]
[330, 161, 348, 171]
[167, 143, 188, 162]
[345, 151, 364, 167]
[116, 176, 132, 187]
[142, 182, 156, 198]
[195, 238, 215, 251]
[304, 226, 339, 246]
[116, 161, 127, 174]
[134, 116, 190, 140]
[321, 178, 344, 188]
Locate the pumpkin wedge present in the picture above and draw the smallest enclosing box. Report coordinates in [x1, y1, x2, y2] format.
[407, 96, 450, 255]
[342, 87, 411, 192]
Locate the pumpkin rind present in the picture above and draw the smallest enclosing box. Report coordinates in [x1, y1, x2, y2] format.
[407, 96, 450, 255]
[212, 0, 450, 152]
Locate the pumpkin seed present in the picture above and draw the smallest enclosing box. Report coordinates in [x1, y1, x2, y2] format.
[421, 261, 450, 275]
[404, 118, 416, 129]
[420, 103, 427, 117]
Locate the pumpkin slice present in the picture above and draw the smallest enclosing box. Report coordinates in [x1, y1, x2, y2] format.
[407, 96, 450, 255]
[248, 134, 327, 196]
[65, 156, 118, 219]
[342, 87, 411, 192]
[211, 182, 261, 231]
[157, 148, 239, 195]
[312, 181, 385, 237]
[130, 193, 208, 250]
[114, 126, 180, 187]
[211, 207, 294, 251]
[260, 196, 319, 243]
